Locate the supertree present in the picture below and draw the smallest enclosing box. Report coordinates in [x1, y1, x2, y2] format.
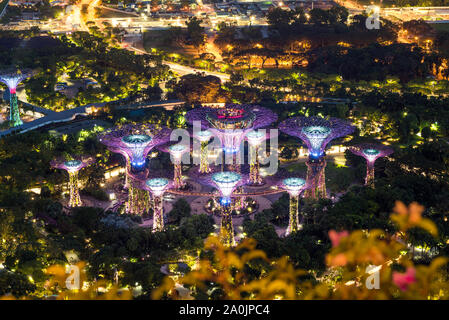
[246, 130, 269, 185]
[192, 171, 245, 246]
[349, 143, 393, 188]
[143, 178, 171, 232]
[187, 105, 276, 212]
[0, 70, 32, 127]
[186, 104, 277, 171]
[51, 156, 95, 207]
[193, 129, 212, 174]
[98, 124, 171, 214]
[279, 116, 354, 199]
[159, 143, 189, 189]
[280, 177, 307, 235]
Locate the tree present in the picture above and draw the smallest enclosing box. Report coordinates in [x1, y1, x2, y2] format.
[167, 73, 228, 104]
[186, 17, 206, 51]
[168, 198, 191, 225]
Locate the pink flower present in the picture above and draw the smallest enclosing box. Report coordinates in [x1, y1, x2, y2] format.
[392, 267, 416, 291]
[328, 230, 349, 247]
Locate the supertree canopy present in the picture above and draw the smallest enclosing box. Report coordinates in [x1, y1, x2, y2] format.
[279, 116, 354, 199]
[51, 156, 95, 207]
[349, 143, 393, 187]
[280, 177, 307, 235]
[186, 104, 277, 158]
[0, 70, 32, 127]
[144, 178, 171, 232]
[99, 124, 171, 172]
[98, 124, 171, 214]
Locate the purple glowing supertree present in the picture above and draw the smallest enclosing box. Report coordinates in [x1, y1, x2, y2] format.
[0, 70, 32, 127]
[193, 129, 213, 174]
[142, 178, 172, 232]
[158, 143, 190, 189]
[186, 105, 277, 171]
[192, 171, 247, 246]
[98, 124, 171, 214]
[245, 129, 275, 185]
[279, 116, 355, 199]
[349, 143, 393, 188]
[51, 156, 95, 207]
[279, 177, 307, 235]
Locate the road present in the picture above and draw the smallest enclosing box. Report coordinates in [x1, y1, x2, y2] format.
[76, 0, 230, 82]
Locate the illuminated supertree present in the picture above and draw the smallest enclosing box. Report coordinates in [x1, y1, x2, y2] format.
[211, 171, 243, 246]
[186, 105, 277, 171]
[349, 143, 393, 188]
[0, 70, 32, 127]
[280, 177, 307, 235]
[159, 143, 189, 189]
[192, 171, 245, 246]
[51, 156, 94, 207]
[279, 117, 354, 199]
[246, 130, 269, 185]
[193, 129, 213, 174]
[143, 178, 171, 232]
[98, 124, 171, 214]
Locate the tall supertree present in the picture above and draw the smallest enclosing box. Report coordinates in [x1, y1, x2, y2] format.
[51, 157, 95, 207]
[144, 178, 171, 232]
[186, 104, 277, 171]
[193, 129, 212, 174]
[280, 177, 307, 235]
[279, 117, 354, 199]
[211, 171, 243, 247]
[0, 70, 32, 127]
[349, 143, 393, 188]
[192, 171, 245, 246]
[246, 130, 269, 185]
[158, 143, 189, 190]
[98, 124, 171, 214]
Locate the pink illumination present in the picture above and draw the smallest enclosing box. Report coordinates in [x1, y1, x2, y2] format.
[393, 267, 416, 291]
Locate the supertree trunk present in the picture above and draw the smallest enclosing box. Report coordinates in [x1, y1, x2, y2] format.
[124, 161, 131, 189]
[286, 194, 300, 235]
[126, 183, 135, 213]
[249, 145, 262, 185]
[199, 141, 210, 173]
[9, 91, 23, 127]
[220, 204, 235, 247]
[305, 158, 327, 200]
[227, 153, 246, 210]
[173, 162, 184, 189]
[152, 195, 164, 232]
[127, 184, 151, 215]
[366, 161, 375, 188]
[68, 171, 82, 207]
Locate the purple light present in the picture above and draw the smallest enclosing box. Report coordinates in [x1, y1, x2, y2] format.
[51, 156, 94, 172]
[279, 116, 355, 159]
[349, 143, 393, 163]
[98, 124, 171, 170]
[0, 72, 31, 92]
[186, 104, 277, 154]
[281, 177, 306, 196]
